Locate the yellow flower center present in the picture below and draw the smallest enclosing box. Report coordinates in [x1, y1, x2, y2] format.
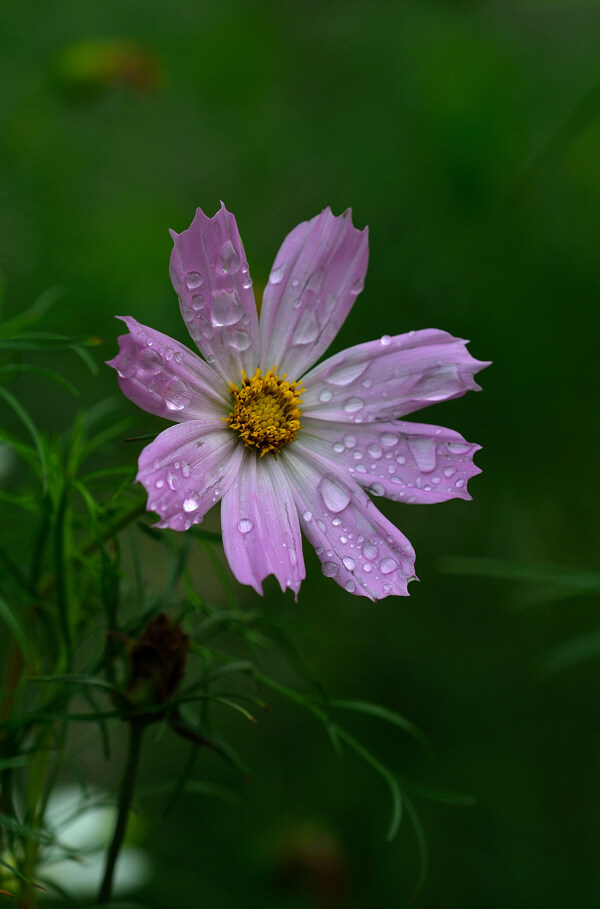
[227, 367, 303, 456]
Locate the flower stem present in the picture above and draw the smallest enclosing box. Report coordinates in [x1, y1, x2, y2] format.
[97, 720, 146, 904]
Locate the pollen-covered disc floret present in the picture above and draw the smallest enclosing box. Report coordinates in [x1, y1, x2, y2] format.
[227, 367, 303, 456]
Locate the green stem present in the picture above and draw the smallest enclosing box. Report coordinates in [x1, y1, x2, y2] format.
[97, 721, 145, 905]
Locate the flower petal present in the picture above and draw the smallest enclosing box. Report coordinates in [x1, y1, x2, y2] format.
[137, 421, 243, 530]
[169, 204, 259, 383]
[221, 452, 305, 596]
[107, 317, 230, 421]
[259, 208, 369, 380]
[301, 329, 490, 422]
[299, 418, 481, 504]
[281, 446, 416, 600]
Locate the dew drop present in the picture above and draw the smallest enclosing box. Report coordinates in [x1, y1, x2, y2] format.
[164, 379, 191, 411]
[363, 541, 378, 561]
[319, 389, 333, 403]
[366, 482, 385, 496]
[164, 346, 174, 361]
[355, 463, 367, 473]
[167, 470, 178, 491]
[380, 557, 397, 575]
[380, 334, 392, 346]
[302, 510, 313, 522]
[141, 348, 163, 373]
[155, 479, 164, 489]
[380, 432, 398, 447]
[185, 272, 203, 289]
[333, 441, 345, 454]
[181, 461, 191, 478]
[344, 435, 356, 449]
[443, 467, 456, 478]
[269, 263, 286, 284]
[212, 290, 242, 326]
[408, 438, 437, 473]
[191, 294, 205, 311]
[343, 556, 355, 571]
[226, 329, 251, 351]
[343, 396, 364, 414]
[351, 278, 364, 294]
[174, 351, 183, 364]
[305, 266, 325, 292]
[289, 548, 298, 566]
[448, 442, 471, 455]
[331, 516, 341, 526]
[367, 442, 382, 459]
[217, 240, 241, 275]
[363, 562, 372, 573]
[237, 518, 254, 533]
[344, 579, 356, 593]
[242, 274, 253, 289]
[326, 361, 368, 386]
[322, 560, 339, 577]
[456, 478, 465, 488]
[183, 494, 200, 513]
[292, 311, 319, 345]
[319, 476, 350, 513]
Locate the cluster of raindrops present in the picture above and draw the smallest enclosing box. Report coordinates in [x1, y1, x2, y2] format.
[114, 330, 193, 414]
[313, 425, 477, 503]
[177, 237, 255, 355]
[297, 473, 415, 598]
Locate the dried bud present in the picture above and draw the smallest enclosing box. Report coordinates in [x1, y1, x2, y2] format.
[126, 613, 190, 715]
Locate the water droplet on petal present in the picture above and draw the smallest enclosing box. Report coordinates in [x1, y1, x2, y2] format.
[408, 438, 437, 473]
[319, 476, 350, 513]
[444, 467, 456, 478]
[456, 478, 465, 488]
[164, 347, 174, 361]
[269, 263, 286, 284]
[306, 266, 325, 293]
[141, 348, 163, 373]
[366, 482, 385, 496]
[367, 442, 382, 459]
[344, 435, 356, 449]
[343, 556, 355, 571]
[343, 396, 364, 414]
[344, 579, 356, 593]
[326, 361, 368, 386]
[292, 311, 319, 345]
[448, 442, 471, 454]
[380, 557, 397, 575]
[191, 294, 205, 311]
[185, 272, 203, 290]
[363, 541, 378, 562]
[167, 470, 178, 491]
[183, 493, 200, 512]
[319, 389, 333, 403]
[351, 278, 364, 295]
[237, 518, 254, 533]
[242, 274, 253, 289]
[164, 378, 191, 411]
[289, 548, 298, 566]
[212, 290, 242, 326]
[322, 560, 339, 577]
[217, 240, 241, 275]
[380, 432, 398, 447]
[226, 329, 251, 351]
[333, 441, 345, 454]
[380, 334, 392, 346]
[302, 510, 312, 522]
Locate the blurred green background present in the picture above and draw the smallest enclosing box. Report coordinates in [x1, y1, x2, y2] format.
[2, 0, 600, 906]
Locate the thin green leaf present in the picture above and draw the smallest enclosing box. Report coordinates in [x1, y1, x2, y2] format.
[0, 595, 36, 667]
[440, 556, 600, 591]
[0, 386, 47, 488]
[0, 286, 65, 336]
[404, 794, 429, 900]
[27, 674, 115, 692]
[138, 779, 239, 805]
[328, 699, 431, 753]
[402, 779, 475, 807]
[540, 630, 600, 675]
[0, 363, 78, 396]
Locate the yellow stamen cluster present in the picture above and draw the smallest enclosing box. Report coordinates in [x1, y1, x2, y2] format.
[227, 367, 303, 456]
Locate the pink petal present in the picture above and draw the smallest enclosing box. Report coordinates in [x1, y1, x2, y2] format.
[107, 317, 230, 421]
[259, 208, 368, 380]
[169, 204, 259, 383]
[299, 418, 481, 504]
[301, 329, 490, 423]
[137, 421, 243, 531]
[221, 453, 305, 596]
[281, 447, 416, 600]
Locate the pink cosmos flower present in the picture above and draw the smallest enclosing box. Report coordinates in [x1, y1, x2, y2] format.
[108, 204, 488, 600]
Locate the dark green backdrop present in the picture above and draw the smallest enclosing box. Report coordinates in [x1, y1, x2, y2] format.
[2, 1, 599, 906]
